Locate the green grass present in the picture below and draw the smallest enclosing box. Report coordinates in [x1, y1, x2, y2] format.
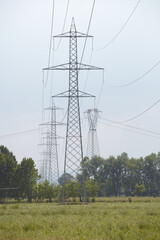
[0, 197, 160, 240]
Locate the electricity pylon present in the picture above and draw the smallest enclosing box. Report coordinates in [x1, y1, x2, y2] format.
[39, 129, 51, 182]
[44, 18, 103, 203]
[39, 100, 62, 184]
[84, 108, 101, 159]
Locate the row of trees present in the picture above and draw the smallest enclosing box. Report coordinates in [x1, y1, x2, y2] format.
[78, 152, 160, 197]
[0, 145, 98, 202]
[1, 145, 160, 202]
[0, 145, 39, 202]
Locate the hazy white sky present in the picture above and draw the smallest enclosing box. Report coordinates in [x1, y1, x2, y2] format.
[0, 0, 160, 173]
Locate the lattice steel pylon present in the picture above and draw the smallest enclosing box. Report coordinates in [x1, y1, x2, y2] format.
[85, 108, 101, 159]
[39, 129, 51, 182]
[44, 18, 103, 203]
[39, 100, 62, 184]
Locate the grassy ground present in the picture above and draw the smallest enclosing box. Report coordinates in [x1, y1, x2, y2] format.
[0, 197, 160, 240]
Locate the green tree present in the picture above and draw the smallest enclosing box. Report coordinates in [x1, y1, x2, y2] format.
[0, 146, 18, 198]
[102, 155, 125, 196]
[17, 158, 39, 202]
[58, 173, 74, 186]
[122, 157, 144, 196]
[86, 179, 100, 198]
[42, 180, 55, 202]
[143, 154, 158, 195]
[134, 184, 146, 196]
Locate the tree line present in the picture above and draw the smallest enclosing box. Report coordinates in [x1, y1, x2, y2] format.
[1, 145, 160, 202]
[78, 152, 160, 197]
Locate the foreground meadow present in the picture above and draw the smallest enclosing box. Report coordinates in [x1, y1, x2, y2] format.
[0, 198, 160, 240]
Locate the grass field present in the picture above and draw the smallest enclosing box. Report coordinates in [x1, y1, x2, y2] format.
[0, 197, 160, 240]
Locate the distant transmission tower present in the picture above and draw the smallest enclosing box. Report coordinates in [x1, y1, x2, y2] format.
[44, 19, 103, 202]
[40, 129, 51, 182]
[85, 108, 101, 159]
[39, 100, 62, 184]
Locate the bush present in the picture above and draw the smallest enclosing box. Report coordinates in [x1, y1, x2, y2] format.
[153, 193, 156, 198]
[92, 197, 95, 203]
[72, 197, 76, 202]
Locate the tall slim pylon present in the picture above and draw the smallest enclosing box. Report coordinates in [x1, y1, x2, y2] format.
[39, 100, 62, 184]
[45, 100, 61, 184]
[85, 108, 101, 159]
[44, 19, 103, 202]
[39, 129, 51, 182]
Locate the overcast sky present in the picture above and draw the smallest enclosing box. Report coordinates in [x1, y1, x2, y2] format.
[0, 0, 160, 173]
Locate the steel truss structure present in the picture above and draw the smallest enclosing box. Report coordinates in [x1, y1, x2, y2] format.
[85, 108, 101, 159]
[44, 19, 103, 202]
[39, 100, 62, 184]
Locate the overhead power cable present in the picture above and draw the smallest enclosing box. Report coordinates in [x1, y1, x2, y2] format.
[96, 70, 105, 107]
[104, 98, 160, 123]
[109, 60, 160, 88]
[41, 71, 45, 145]
[0, 129, 39, 139]
[54, 0, 70, 50]
[75, 0, 84, 17]
[100, 118, 160, 137]
[44, 0, 55, 87]
[79, 0, 96, 107]
[80, 47, 94, 107]
[94, 0, 141, 51]
[80, 0, 96, 64]
[99, 120, 160, 140]
[61, 109, 68, 124]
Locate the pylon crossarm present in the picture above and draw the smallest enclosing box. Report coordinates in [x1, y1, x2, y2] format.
[54, 31, 92, 38]
[39, 143, 53, 146]
[43, 63, 103, 71]
[43, 63, 69, 71]
[40, 122, 53, 126]
[53, 91, 70, 98]
[78, 91, 95, 98]
[78, 63, 103, 70]
[53, 90, 95, 98]
[44, 106, 63, 111]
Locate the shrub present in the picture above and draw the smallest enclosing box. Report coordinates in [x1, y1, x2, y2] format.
[92, 197, 95, 203]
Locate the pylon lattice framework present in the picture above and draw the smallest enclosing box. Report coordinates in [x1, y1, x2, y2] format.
[85, 108, 101, 159]
[44, 19, 103, 202]
[39, 100, 62, 184]
[39, 129, 51, 183]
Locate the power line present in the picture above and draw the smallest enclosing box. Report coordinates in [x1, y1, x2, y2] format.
[0, 129, 39, 139]
[96, 70, 105, 107]
[79, 0, 96, 108]
[44, 0, 55, 86]
[103, 98, 160, 124]
[83, 116, 160, 137]
[99, 120, 160, 140]
[60, 108, 68, 124]
[54, 0, 70, 51]
[100, 118, 160, 137]
[94, 0, 141, 51]
[80, 0, 96, 64]
[75, 0, 84, 17]
[109, 60, 160, 88]
[80, 47, 94, 107]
